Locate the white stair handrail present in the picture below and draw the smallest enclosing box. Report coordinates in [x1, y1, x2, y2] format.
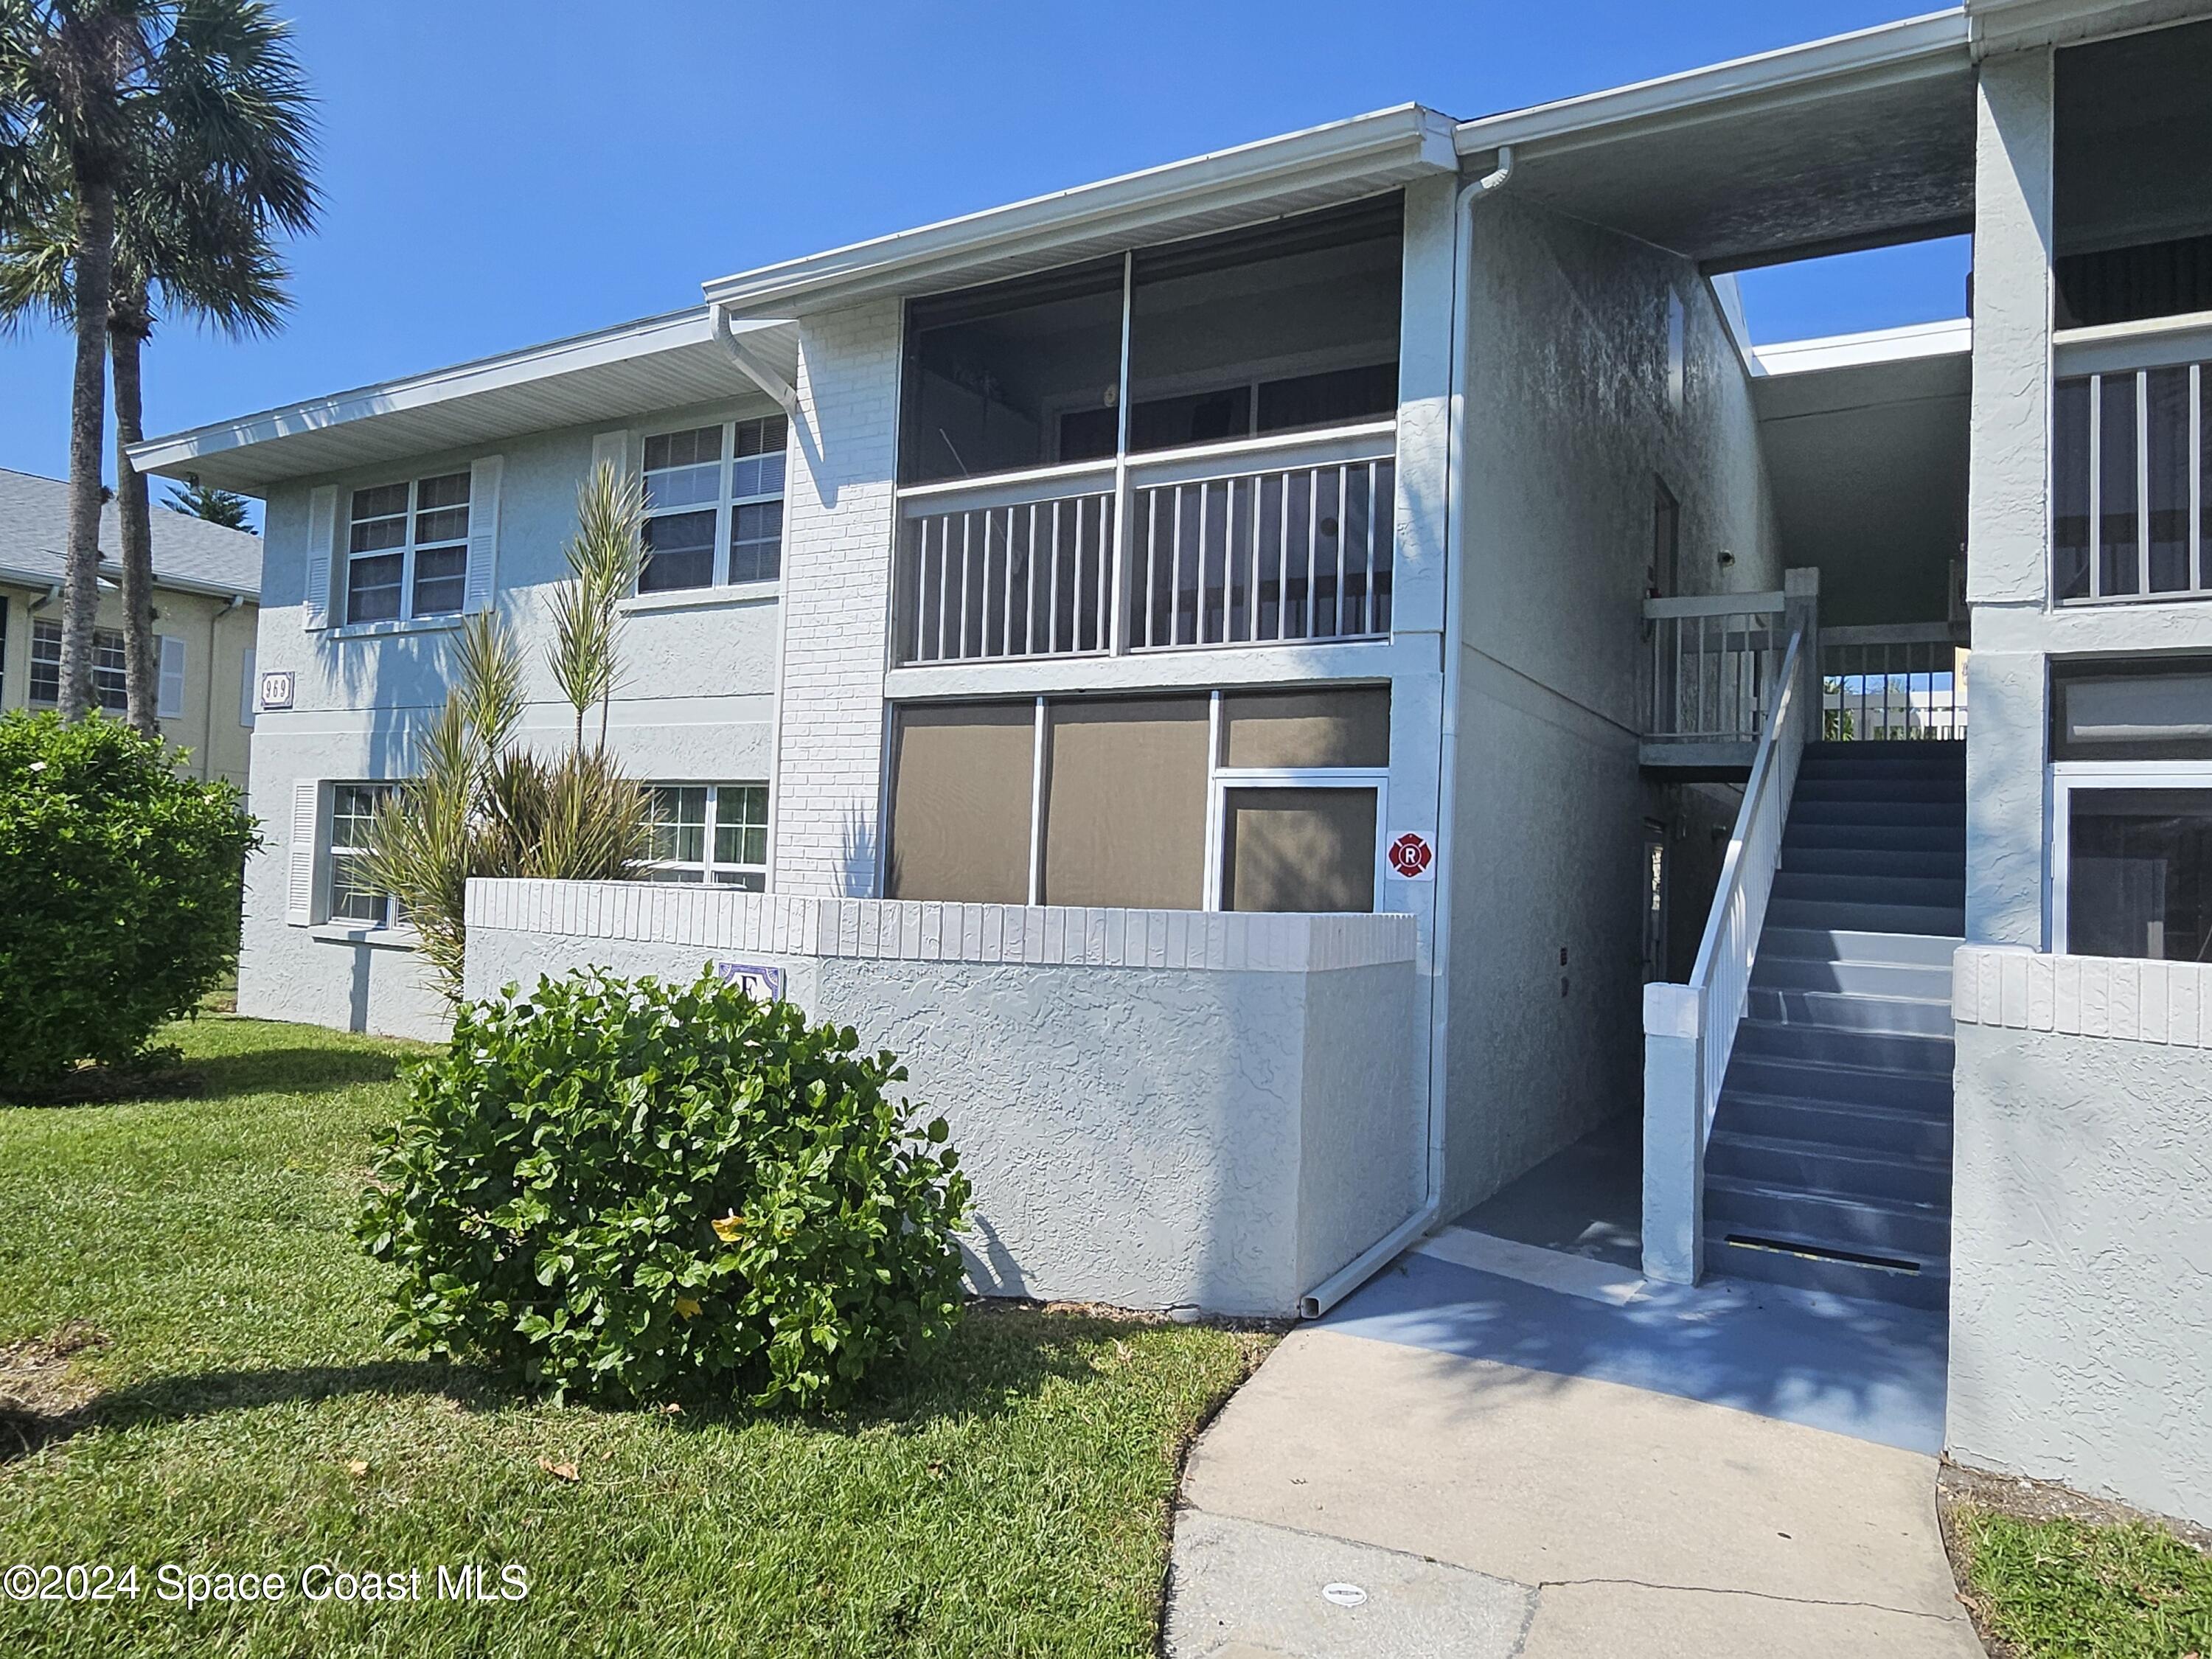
[1643, 626, 1810, 1284]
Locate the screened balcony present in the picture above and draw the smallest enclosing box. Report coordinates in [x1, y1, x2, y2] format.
[891, 198, 1402, 666]
[2053, 338, 2211, 604]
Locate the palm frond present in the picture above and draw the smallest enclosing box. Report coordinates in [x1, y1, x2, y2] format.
[546, 461, 642, 746]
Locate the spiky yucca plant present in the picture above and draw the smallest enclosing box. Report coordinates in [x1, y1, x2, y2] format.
[361, 464, 650, 1001]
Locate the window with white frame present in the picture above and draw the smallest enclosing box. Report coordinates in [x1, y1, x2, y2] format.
[885, 685, 1389, 911]
[2054, 767, 2212, 960]
[345, 471, 470, 624]
[639, 415, 787, 593]
[29, 618, 126, 711]
[329, 782, 397, 925]
[2049, 659, 2212, 960]
[641, 782, 770, 889]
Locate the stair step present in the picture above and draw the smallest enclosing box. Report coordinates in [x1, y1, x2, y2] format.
[1798, 741, 1965, 773]
[1724, 1052, 1955, 1113]
[1781, 845, 1965, 880]
[1772, 871, 1966, 908]
[1745, 986, 1955, 1035]
[1784, 821, 1965, 854]
[1705, 1232, 1950, 1310]
[1705, 1177, 1952, 1258]
[1759, 927, 1961, 969]
[1714, 1091, 1952, 1157]
[1707, 1132, 1952, 1205]
[1792, 777, 1966, 805]
[1733, 1018, 1952, 1073]
[1750, 952, 1954, 1000]
[1766, 897, 1966, 936]
[1787, 799, 1967, 827]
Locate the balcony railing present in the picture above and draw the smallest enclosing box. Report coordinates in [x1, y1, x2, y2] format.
[893, 423, 1395, 667]
[2053, 326, 2211, 603]
[1642, 592, 1789, 743]
[1820, 623, 1966, 741]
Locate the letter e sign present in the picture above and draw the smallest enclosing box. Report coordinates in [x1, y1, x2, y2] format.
[1387, 830, 1434, 881]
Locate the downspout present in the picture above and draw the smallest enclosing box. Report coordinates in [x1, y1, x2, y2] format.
[710, 301, 800, 419]
[1301, 145, 1515, 1319]
[202, 593, 244, 780]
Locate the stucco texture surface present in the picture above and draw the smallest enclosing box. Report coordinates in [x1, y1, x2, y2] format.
[465, 923, 1421, 1316]
[1949, 1021, 2212, 1526]
[1443, 192, 1778, 1217]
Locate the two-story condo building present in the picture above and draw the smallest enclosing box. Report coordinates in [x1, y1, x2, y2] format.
[135, 0, 2212, 1529]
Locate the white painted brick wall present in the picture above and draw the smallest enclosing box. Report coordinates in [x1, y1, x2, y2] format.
[1953, 945, 2212, 1049]
[465, 878, 1418, 973]
[773, 300, 903, 896]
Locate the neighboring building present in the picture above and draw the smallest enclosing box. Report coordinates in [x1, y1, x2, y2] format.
[133, 0, 2212, 1527]
[0, 467, 260, 785]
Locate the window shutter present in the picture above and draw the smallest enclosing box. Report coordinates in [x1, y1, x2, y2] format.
[240, 647, 257, 727]
[286, 779, 321, 925]
[464, 454, 504, 612]
[303, 485, 339, 630]
[591, 428, 631, 480]
[156, 635, 187, 720]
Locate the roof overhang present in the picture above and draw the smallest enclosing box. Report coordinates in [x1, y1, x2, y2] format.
[0, 558, 257, 603]
[1967, 0, 2212, 55]
[130, 309, 796, 493]
[1453, 10, 1978, 270]
[702, 105, 1460, 317]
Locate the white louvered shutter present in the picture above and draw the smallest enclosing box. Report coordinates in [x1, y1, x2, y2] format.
[286, 779, 321, 925]
[156, 636, 187, 719]
[463, 455, 504, 613]
[591, 428, 631, 481]
[303, 485, 340, 630]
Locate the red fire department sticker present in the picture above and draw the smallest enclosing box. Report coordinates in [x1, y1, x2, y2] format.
[1386, 831, 1435, 880]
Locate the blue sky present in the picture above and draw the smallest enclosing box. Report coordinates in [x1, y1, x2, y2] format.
[0, 0, 1973, 498]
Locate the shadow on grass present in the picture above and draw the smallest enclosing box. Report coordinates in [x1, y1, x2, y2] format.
[1, 1304, 1185, 1465]
[181, 1042, 412, 1101]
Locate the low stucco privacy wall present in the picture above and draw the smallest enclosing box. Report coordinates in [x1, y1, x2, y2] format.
[1950, 946, 2212, 1528]
[464, 879, 1424, 1318]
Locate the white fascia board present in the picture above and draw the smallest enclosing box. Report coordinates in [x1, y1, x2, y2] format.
[128, 307, 794, 478]
[1749, 317, 1973, 377]
[1451, 10, 1971, 159]
[1968, 0, 2212, 55]
[0, 559, 257, 602]
[701, 105, 1460, 316]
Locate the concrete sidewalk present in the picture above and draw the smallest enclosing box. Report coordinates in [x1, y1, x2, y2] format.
[1164, 1253, 1984, 1658]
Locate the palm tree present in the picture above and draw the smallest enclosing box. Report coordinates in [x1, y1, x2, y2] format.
[0, 0, 313, 727]
[0, 1, 153, 720]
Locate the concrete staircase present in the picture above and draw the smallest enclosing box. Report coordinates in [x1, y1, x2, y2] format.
[1703, 741, 1964, 1310]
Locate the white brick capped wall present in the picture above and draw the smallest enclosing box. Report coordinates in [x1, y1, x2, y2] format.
[467, 878, 1417, 973]
[773, 300, 904, 897]
[1954, 945, 2212, 1049]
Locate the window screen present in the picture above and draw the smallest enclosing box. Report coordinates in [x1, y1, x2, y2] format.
[1040, 696, 1210, 908]
[900, 260, 1124, 486]
[1220, 787, 1379, 914]
[886, 703, 1036, 902]
[1127, 197, 1402, 453]
[1220, 686, 1390, 769]
[2053, 661, 2212, 760]
[2068, 787, 2212, 961]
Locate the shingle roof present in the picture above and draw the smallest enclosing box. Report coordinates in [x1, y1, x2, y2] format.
[0, 466, 260, 598]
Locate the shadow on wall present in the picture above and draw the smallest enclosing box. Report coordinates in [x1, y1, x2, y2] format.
[841, 805, 878, 899]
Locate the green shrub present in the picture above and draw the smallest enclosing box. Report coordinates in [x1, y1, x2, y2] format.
[0, 711, 257, 1096]
[358, 967, 970, 1409]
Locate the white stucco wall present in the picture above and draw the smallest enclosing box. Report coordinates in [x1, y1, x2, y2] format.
[1443, 192, 1780, 1216]
[462, 880, 1424, 1316]
[242, 393, 784, 1037]
[1950, 946, 2212, 1526]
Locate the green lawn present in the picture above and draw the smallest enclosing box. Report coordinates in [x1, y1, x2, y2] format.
[1952, 1503, 2212, 1658]
[0, 1015, 1273, 1658]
